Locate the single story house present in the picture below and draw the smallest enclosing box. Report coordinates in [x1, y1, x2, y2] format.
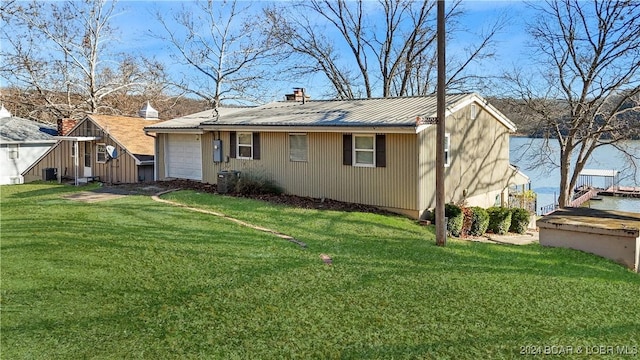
[23, 103, 162, 184]
[144, 92, 529, 219]
[0, 105, 57, 185]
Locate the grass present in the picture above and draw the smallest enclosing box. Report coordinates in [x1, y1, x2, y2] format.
[1, 183, 639, 359]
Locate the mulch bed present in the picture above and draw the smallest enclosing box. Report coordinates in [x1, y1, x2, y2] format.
[99, 179, 395, 216]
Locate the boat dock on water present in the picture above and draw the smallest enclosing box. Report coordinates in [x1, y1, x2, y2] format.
[541, 169, 640, 214]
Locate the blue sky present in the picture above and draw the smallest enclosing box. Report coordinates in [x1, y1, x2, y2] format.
[4, 0, 535, 101]
[110, 0, 535, 97]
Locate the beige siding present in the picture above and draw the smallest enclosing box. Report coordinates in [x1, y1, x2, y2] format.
[418, 101, 512, 216]
[155, 133, 167, 181]
[198, 131, 419, 213]
[23, 119, 141, 184]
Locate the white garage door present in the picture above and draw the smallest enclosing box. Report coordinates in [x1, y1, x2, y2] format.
[166, 134, 202, 180]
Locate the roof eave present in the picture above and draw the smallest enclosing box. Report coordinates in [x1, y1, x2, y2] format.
[143, 127, 204, 134]
[198, 124, 417, 134]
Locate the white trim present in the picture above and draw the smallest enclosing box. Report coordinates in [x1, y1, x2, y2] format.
[96, 143, 107, 163]
[236, 132, 254, 160]
[353, 134, 375, 167]
[54, 136, 101, 141]
[142, 128, 204, 134]
[444, 133, 451, 167]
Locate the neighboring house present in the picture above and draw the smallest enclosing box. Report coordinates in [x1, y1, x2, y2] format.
[145, 92, 529, 219]
[0, 105, 57, 185]
[23, 104, 162, 184]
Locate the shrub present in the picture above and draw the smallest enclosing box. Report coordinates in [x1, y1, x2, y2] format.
[487, 207, 512, 235]
[234, 170, 283, 195]
[469, 206, 490, 236]
[509, 208, 530, 234]
[445, 203, 464, 237]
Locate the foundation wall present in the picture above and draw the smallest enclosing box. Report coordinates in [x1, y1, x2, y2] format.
[539, 223, 639, 273]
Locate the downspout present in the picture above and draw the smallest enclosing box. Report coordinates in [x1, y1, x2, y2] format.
[145, 131, 157, 182]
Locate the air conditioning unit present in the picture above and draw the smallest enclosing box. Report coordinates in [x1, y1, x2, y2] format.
[217, 170, 240, 194]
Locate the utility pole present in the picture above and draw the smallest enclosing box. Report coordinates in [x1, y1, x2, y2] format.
[436, 0, 446, 246]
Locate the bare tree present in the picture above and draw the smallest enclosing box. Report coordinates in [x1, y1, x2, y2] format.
[1, 0, 161, 120]
[503, 0, 640, 207]
[151, 0, 287, 108]
[265, 0, 504, 99]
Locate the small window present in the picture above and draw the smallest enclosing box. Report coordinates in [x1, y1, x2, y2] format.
[289, 133, 308, 162]
[8, 144, 19, 159]
[444, 133, 451, 167]
[97, 143, 107, 163]
[353, 134, 375, 167]
[237, 132, 253, 159]
[470, 104, 477, 120]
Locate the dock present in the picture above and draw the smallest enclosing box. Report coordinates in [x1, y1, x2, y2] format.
[598, 186, 640, 198]
[540, 168, 639, 214]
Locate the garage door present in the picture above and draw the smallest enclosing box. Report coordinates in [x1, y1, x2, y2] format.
[166, 134, 202, 180]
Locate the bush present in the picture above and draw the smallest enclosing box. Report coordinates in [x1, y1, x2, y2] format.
[445, 203, 464, 237]
[487, 207, 512, 235]
[509, 208, 530, 234]
[234, 170, 283, 195]
[469, 206, 490, 236]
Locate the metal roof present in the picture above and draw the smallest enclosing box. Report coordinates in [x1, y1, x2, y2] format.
[579, 169, 619, 177]
[0, 115, 57, 143]
[145, 93, 517, 134]
[200, 94, 472, 128]
[144, 107, 254, 130]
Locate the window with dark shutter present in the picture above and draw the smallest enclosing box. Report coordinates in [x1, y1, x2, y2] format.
[229, 132, 236, 158]
[343, 134, 352, 165]
[253, 133, 260, 160]
[375, 134, 386, 168]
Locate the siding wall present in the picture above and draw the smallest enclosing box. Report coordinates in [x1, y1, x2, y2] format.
[154, 101, 513, 218]
[1, 143, 54, 184]
[23, 119, 142, 183]
[418, 101, 511, 217]
[196, 131, 419, 214]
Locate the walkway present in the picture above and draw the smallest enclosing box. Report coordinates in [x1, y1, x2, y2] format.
[151, 189, 307, 249]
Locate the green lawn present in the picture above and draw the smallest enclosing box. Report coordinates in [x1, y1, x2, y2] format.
[1, 183, 638, 359]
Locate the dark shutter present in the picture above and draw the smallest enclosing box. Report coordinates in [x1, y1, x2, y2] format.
[343, 134, 352, 165]
[375, 134, 386, 168]
[229, 131, 236, 158]
[253, 132, 260, 160]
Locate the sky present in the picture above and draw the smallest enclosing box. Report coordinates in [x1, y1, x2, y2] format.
[103, 0, 536, 100]
[2, 0, 536, 102]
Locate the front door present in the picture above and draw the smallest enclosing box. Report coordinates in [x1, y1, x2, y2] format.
[84, 143, 92, 177]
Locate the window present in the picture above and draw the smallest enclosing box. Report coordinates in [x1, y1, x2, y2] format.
[353, 135, 375, 167]
[444, 133, 451, 167]
[97, 143, 107, 163]
[470, 104, 477, 120]
[343, 134, 385, 168]
[289, 133, 308, 162]
[8, 144, 19, 159]
[237, 132, 253, 159]
[230, 132, 260, 160]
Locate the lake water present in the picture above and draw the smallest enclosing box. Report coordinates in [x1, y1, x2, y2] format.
[509, 137, 640, 214]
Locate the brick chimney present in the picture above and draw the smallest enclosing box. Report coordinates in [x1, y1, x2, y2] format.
[57, 118, 77, 136]
[285, 88, 310, 103]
